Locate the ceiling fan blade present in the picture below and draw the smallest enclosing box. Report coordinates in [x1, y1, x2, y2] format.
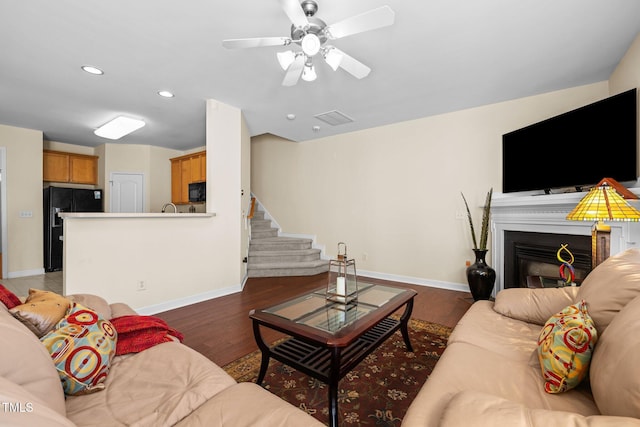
[222, 37, 291, 49]
[282, 55, 305, 86]
[330, 48, 371, 79]
[280, 0, 309, 29]
[325, 5, 395, 39]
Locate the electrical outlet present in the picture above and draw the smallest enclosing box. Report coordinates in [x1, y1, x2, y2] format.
[137, 281, 147, 291]
[455, 211, 466, 220]
[362, 253, 368, 262]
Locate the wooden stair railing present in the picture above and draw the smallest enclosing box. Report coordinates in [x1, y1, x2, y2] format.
[248, 197, 256, 219]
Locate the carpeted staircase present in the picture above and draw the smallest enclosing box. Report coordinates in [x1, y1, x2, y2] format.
[248, 209, 329, 278]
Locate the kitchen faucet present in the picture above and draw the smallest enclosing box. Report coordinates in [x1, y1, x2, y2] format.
[161, 202, 177, 213]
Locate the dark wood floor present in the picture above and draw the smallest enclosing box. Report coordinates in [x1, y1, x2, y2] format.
[155, 274, 473, 367]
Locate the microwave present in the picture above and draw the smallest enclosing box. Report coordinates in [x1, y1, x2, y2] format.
[188, 182, 206, 202]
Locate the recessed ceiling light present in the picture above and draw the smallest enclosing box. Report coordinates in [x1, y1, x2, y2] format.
[81, 65, 104, 75]
[157, 90, 174, 98]
[286, 113, 296, 120]
[94, 116, 145, 140]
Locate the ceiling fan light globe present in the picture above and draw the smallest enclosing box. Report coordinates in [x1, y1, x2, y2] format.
[324, 48, 343, 71]
[301, 64, 317, 82]
[301, 33, 321, 56]
[277, 50, 296, 70]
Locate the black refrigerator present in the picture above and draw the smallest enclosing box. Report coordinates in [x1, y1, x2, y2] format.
[44, 187, 103, 271]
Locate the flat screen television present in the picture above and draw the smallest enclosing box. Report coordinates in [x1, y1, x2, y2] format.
[502, 88, 637, 194]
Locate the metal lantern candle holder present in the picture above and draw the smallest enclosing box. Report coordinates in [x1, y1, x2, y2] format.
[327, 242, 358, 304]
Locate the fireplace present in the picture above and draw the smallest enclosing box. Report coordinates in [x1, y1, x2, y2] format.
[503, 231, 591, 288]
[489, 190, 640, 295]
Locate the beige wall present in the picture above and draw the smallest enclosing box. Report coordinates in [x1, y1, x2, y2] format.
[251, 82, 611, 291]
[0, 125, 44, 277]
[44, 140, 95, 155]
[610, 32, 640, 94]
[149, 145, 183, 212]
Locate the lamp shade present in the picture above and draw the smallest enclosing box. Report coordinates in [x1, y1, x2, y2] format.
[277, 50, 295, 70]
[566, 181, 640, 222]
[301, 63, 317, 82]
[323, 47, 343, 71]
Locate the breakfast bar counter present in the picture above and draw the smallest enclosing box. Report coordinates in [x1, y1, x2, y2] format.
[59, 212, 216, 219]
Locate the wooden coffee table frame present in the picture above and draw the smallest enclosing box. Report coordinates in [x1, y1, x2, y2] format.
[249, 286, 416, 427]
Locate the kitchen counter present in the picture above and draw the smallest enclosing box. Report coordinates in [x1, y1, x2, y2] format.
[59, 212, 216, 219]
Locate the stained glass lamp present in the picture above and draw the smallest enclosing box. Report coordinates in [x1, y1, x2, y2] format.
[566, 177, 640, 268]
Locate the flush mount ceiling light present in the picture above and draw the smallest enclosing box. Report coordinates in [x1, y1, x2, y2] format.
[157, 90, 175, 98]
[81, 65, 104, 75]
[222, 0, 393, 86]
[94, 116, 145, 140]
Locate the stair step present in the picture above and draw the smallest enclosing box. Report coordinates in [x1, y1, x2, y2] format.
[247, 260, 330, 278]
[251, 229, 278, 239]
[250, 218, 273, 229]
[249, 248, 323, 264]
[250, 237, 313, 251]
[248, 259, 328, 269]
[251, 210, 265, 220]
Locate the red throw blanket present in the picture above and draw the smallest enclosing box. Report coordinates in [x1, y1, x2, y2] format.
[0, 284, 21, 309]
[110, 315, 184, 356]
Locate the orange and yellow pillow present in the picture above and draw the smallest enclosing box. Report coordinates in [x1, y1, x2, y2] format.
[9, 289, 70, 337]
[537, 300, 597, 393]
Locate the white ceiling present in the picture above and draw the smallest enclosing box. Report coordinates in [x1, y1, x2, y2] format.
[1, 0, 639, 151]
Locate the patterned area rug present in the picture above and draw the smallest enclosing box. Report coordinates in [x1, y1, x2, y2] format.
[223, 318, 451, 426]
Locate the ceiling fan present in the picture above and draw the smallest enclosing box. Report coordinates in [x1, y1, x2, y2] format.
[222, 0, 395, 86]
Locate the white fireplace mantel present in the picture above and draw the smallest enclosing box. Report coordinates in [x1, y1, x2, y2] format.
[490, 189, 640, 295]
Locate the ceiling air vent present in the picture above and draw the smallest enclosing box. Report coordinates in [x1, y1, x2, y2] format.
[314, 110, 354, 126]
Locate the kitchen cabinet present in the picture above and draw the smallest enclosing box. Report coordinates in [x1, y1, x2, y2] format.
[43, 150, 98, 185]
[170, 150, 206, 204]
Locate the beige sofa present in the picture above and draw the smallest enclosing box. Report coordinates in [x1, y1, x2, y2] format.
[403, 247, 640, 427]
[0, 293, 324, 427]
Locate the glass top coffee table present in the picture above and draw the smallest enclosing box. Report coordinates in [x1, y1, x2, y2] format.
[249, 283, 417, 427]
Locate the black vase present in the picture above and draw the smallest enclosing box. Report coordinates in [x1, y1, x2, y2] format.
[466, 249, 496, 301]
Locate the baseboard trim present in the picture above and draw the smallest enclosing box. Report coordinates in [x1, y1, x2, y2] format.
[135, 284, 242, 315]
[357, 268, 470, 293]
[7, 268, 45, 279]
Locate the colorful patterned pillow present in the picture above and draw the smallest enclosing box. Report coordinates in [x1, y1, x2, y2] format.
[537, 300, 598, 393]
[40, 302, 118, 395]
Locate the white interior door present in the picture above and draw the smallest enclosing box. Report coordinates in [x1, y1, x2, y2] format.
[110, 172, 144, 213]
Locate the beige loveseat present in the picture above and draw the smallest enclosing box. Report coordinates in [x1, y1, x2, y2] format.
[403, 247, 640, 427]
[0, 292, 323, 427]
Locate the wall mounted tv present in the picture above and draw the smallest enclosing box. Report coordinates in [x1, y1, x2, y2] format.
[502, 88, 637, 194]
